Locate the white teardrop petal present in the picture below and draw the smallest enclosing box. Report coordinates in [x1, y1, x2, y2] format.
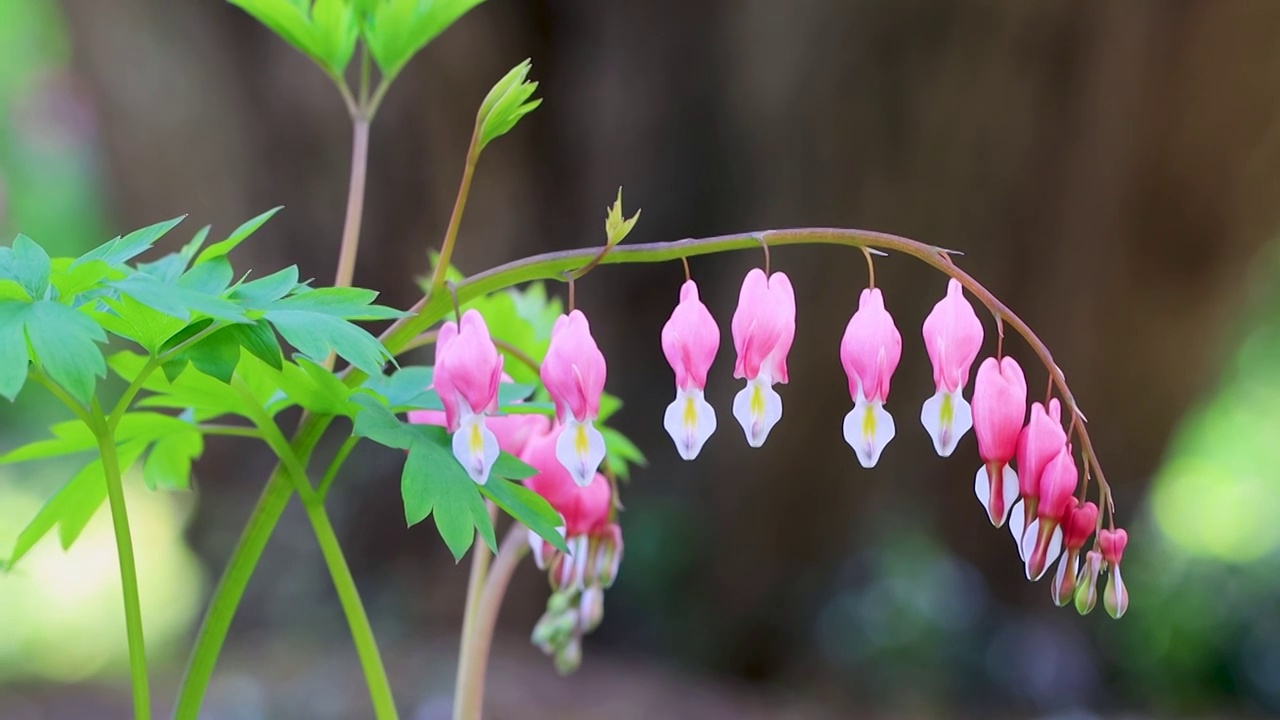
[664, 387, 717, 460]
[452, 414, 499, 485]
[732, 377, 783, 448]
[555, 418, 607, 487]
[843, 396, 895, 468]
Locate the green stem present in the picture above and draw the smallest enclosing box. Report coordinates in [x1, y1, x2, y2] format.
[91, 401, 151, 720]
[425, 133, 480, 297]
[29, 370, 92, 426]
[195, 424, 261, 439]
[232, 382, 398, 719]
[453, 524, 527, 720]
[109, 323, 223, 431]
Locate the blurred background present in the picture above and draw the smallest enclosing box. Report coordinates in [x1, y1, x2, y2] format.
[2, 0, 1280, 718]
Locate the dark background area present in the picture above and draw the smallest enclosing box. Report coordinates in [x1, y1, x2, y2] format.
[2, 1, 1280, 718]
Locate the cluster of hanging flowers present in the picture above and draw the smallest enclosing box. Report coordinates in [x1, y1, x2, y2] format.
[657, 265, 1128, 619]
[412, 307, 623, 672]
[418, 243, 1128, 676]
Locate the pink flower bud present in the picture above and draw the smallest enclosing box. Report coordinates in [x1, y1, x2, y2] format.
[541, 310, 608, 486]
[971, 356, 1027, 526]
[839, 288, 902, 468]
[1097, 528, 1130, 618]
[1074, 549, 1103, 615]
[730, 269, 796, 447]
[1098, 527, 1127, 565]
[920, 279, 985, 457]
[588, 523, 623, 589]
[1063, 501, 1099, 551]
[661, 280, 721, 460]
[1009, 399, 1065, 558]
[1023, 446, 1077, 581]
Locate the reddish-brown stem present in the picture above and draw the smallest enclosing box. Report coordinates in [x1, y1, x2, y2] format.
[861, 246, 876, 289]
[681, 256, 691, 282]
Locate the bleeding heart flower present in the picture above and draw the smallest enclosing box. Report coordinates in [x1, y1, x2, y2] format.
[730, 268, 796, 447]
[920, 279, 984, 457]
[971, 356, 1027, 527]
[541, 310, 608, 486]
[1050, 500, 1098, 606]
[1073, 549, 1104, 615]
[521, 426, 614, 582]
[661, 279, 721, 460]
[1099, 527, 1129, 619]
[1009, 399, 1066, 559]
[429, 310, 503, 484]
[1023, 445, 1078, 581]
[839, 287, 902, 468]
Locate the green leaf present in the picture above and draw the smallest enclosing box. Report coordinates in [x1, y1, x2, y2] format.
[365, 0, 487, 79]
[401, 434, 493, 560]
[186, 327, 243, 383]
[112, 273, 245, 323]
[227, 0, 330, 72]
[0, 301, 30, 400]
[194, 206, 283, 265]
[267, 309, 391, 376]
[479, 475, 569, 553]
[5, 234, 52, 299]
[311, 0, 359, 74]
[231, 266, 300, 307]
[143, 423, 203, 490]
[275, 357, 354, 415]
[477, 59, 541, 151]
[96, 294, 188, 354]
[361, 365, 434, 409]
[351, 393, 414, 449]
[598, 392, 622, 423]
[5, 439, 148, 570]
[178, 257, 234, 295]
[51, 257, 114, 300]
[25, 300, 107, 404]
[76, 216, 186, 269]
[228, 320, 284, 370]
[604, 187, 641, 247]
[110, 351, 260, 420]
[269, 286, 404, 320]
[491, 450, 536, 480]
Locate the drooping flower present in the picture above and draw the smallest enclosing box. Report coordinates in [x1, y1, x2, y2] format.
[920, 279, 984, 457]
[521, 427, 620, 592]
[1050, 500, 1098, 606]
[541, 310, 608, 486]
[409, 376, 551, 459]
[1023, 445, 1078, 581]
[661, 279, 721, 460]
[839, 287, 902, 468]
[1009, 399, 1066, 558]
[730, 268, 796, 447]
[971, 356, 1027, 526]
[1099, 527, 1129, 619]
[429, 310, 504, 484]
[1073, 549, 1104, 615]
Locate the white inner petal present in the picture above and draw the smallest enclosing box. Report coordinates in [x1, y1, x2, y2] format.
[843, 394, 895, 468]
[451, 412, 499, 485]
[920, 389, 973, 457]
[732, 375, 782, 448]
[555, 417, 607, 487]
[664, 387, 718, 461]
